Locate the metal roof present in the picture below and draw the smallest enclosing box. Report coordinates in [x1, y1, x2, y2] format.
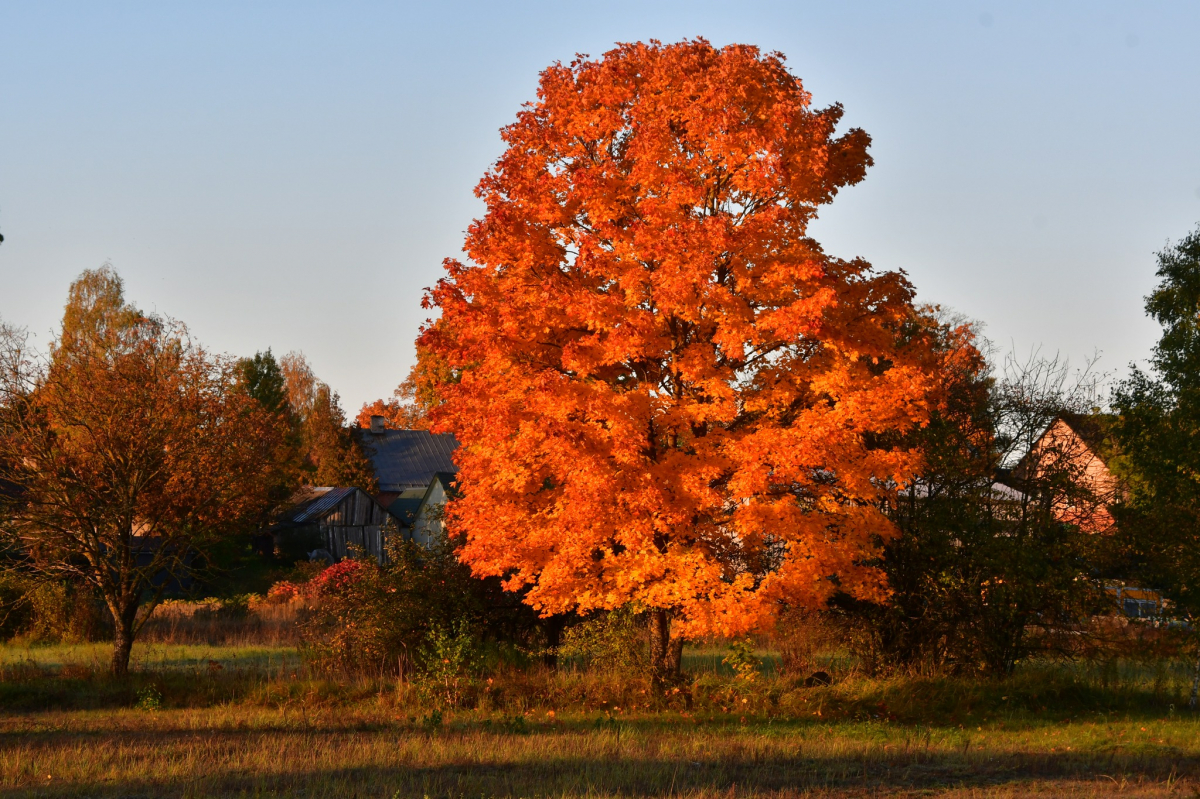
[386, 496, 424, 526]
[280, 486, 360, 524]
[362, 429, 458, 492]
[907, 480, 1027, 503]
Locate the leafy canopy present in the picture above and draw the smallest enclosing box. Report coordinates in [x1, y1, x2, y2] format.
[422, 40, 935, 639]
[278, 352, 377, 492]
[237, 349, 289, 415]
[0, 268, 284, 674]
[57, 264, 142, 356]
[1112, 224, 1200, 616]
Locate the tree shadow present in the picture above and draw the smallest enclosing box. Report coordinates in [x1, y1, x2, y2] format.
[5, 725, 1197, 798]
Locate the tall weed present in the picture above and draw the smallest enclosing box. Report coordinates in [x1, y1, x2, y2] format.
[418, 620, 483, 707]
[557, 607, 649, 673]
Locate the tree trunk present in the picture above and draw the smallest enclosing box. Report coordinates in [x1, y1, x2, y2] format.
[649, 609, 684, 682]
[110, 599, 139, 678]
[667, 635, 684, 674]
[541, 614, 567, 669]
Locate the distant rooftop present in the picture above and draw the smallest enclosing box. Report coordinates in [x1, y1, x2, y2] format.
[363, 429, 458, 492]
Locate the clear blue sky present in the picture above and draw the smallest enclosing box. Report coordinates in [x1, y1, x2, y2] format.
[2, 1, 1198, 411]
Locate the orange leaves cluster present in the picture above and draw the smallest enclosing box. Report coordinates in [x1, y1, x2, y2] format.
[421, 40, 940, 639]
[35, 320, 281, 547]
[0, 267, 296, 674]
[355, 398, 416, 430]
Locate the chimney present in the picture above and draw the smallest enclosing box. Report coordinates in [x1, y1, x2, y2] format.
[370, 415, 386, 434]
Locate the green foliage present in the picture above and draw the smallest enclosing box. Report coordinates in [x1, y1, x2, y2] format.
[302, 384, 378, 491]
[1112, 224, 1200, 620]
[24, 581, 104, 643]
[279, 352, 377, 493]
[236, 350, 289, 415]
[225, 347, 378, 535]
[1143, 225, 1200, 392]
[497, 714, 529, 734]
[214, 594, 253, 619]
[0, 573, 104, 644]
[418, 620, 483, 707]
[228, 348, 303, 542]
[722, 641, 761, 681]
[135, 684, 162, 711]
[842, 318, 1105, 675]
[557, 607, 648, 673]
[56, 264, 143, 355]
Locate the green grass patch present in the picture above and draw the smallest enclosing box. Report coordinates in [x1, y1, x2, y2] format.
[4, 641, 1200, 796]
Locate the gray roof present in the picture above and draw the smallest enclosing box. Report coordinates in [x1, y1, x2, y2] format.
[386, 496, 424, 526]
[363, 429, 458, 492]
[280, 486, 359, 523]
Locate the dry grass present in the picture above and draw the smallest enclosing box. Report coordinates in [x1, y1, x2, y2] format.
[2, 640, 1200, 797]
[137, 598, 307, 646]
[2, 701, 1198, 797]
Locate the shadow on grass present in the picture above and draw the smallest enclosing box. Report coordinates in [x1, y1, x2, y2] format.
[0, 674, 257, 713]
[1, 654, 1193, 733]
[6, 748, 1198, 798]
[0, 679, 1189, 727]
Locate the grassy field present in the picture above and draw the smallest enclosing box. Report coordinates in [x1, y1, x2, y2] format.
[3, 642, 1200, 798]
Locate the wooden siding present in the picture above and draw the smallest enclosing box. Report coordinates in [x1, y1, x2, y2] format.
[317, 490, 393, 563]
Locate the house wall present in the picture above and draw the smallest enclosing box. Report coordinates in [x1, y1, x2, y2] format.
[320, 490, 394, 563]
[323, 522, 387, 563]
[321, 491, 390, 527]
[411, 478, 448, 546]
[1031, 419, 1118, 533]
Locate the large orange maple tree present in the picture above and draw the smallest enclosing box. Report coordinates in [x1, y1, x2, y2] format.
[421, 40, 935, 674]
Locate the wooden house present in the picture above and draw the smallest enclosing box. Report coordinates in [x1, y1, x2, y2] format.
[274, 486, 395, 564]
[386, 471, 456, 547]
[1020, 413, 1119, 533]
[361, 422, 457, 494]
[361, 421, 458, 548]
[268, 425, 460, 564]
[1021, 414, 1169, 618]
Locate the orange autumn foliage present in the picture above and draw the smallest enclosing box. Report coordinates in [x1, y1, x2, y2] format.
[356, 397, 416, 430]
[0, 268, 285, 675]
[421, 40, 936, 645]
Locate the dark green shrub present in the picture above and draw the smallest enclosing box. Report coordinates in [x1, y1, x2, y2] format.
[0, 573, 105, 643]
[417, 620, 484, 707]
[837, 325, 1107, 676]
